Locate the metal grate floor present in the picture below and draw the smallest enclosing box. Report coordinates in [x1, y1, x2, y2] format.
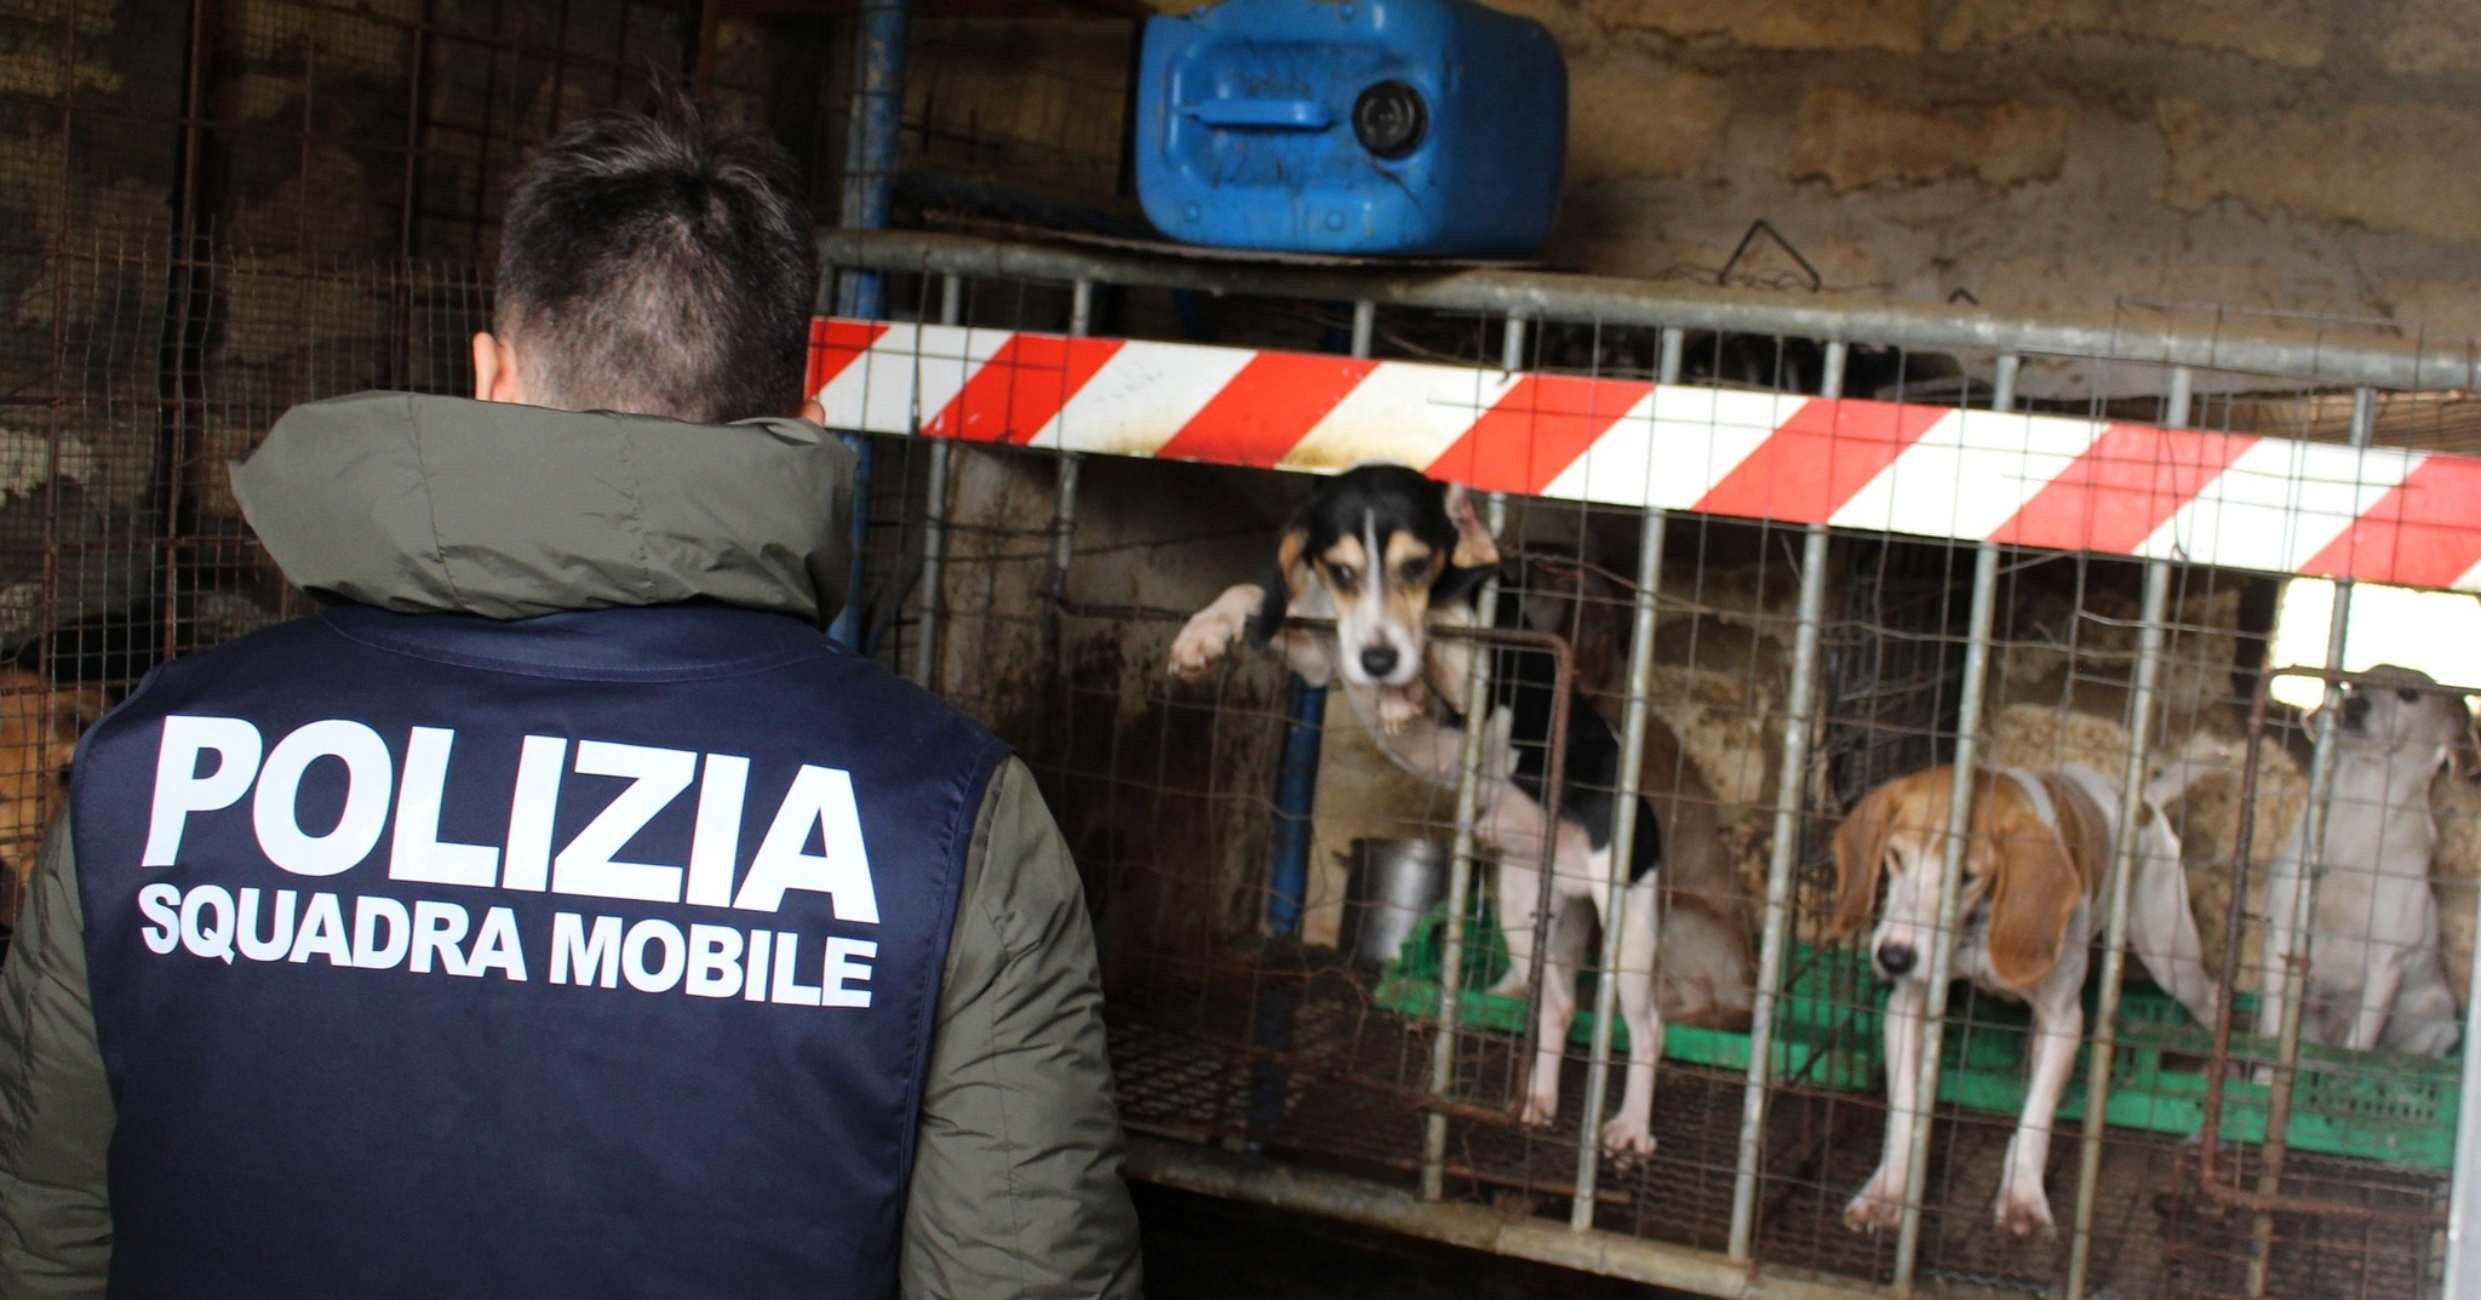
[1105, 940, 2445, 1299]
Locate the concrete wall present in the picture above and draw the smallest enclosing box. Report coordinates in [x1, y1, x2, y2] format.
[1516, 0, 2481, 359]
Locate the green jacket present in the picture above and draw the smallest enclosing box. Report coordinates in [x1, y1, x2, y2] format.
[0, 393, 1141, 1298]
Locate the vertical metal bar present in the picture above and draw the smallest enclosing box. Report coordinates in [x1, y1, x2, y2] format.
[1726, 339, 1845, 1258]
[832, 0, 908, 321]
[1043, 280, 1093, 599]
[2246, 384, 2374, 1295]
[1501, 316, 1526, 372]
[1991, 353, 2020, 412]
[1269, 294, 1367, 962]
[1658, 327, 1685, 385]
[1727, 520, 1832, 1259]
[1265, 677, 1323, 937]
[692, 0, 724, 95]
[2064, 559, 2172, 1300]
[1251, 274, 1330, 1144]
[1570, 507, 1666, 1229]
[909, 274, 961, 690]
[1820, 340, 1847, 400]
[1262, 295, 1371, 938]
[1045, 456, 1081, 598]
[1070, 277, 1095, 338]
[2447, 863, 2481, 1298]
[2065, 363, 2187, 1293]
[1891, 540, 2002, 1293]
[2166, 365, 2196, 429]
[1424, 492, 1509, 1200]
[824, 0, 907, 647]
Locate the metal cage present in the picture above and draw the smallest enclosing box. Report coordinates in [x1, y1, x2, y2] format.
[813, 228, 2481, 1300]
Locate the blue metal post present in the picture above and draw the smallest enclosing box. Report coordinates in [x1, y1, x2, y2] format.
[1246, 304, 1369, 1147]
[827, 0, 909, 648]
[1262, 304, 1374, 936]
[1265, 675, 1325, 937]
[834, 0, 907, 321]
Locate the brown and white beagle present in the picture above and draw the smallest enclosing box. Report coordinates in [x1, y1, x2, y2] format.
[0, 668, 106, 928]
[1830, 763, 2220, 1239]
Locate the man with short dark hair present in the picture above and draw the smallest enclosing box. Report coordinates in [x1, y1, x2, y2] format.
[0, 97, 1141, 1299]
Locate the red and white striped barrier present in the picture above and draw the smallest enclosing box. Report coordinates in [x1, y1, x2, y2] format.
[809, 318, 2481, 593]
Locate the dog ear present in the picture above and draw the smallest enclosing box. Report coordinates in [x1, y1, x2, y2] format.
[2451, 697, 2481, 784]
[44, 689, 106, 788]
[49, 689, 105, 737]
[1829, 781, 1898, 942]
[1421, 598, 1477, 710]
[1249, 525, 1312, 646]
[1442, 482, 1499, 571]
[1564, 565, 1624, 699]
[1982, 786, 2085, 991]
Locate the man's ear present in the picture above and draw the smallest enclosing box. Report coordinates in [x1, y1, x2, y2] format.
[798, 396, 825, 425]
[1443, 482, 1499, 569]
[471, 332, 526, 404]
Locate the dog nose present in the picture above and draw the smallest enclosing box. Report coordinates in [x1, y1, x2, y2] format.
[2342, 693, 2371, 724]
[1876, 943, 1917, 977]
[1361, 645, 1400, 679]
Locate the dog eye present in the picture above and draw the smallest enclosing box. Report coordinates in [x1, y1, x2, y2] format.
[1399, 559, 1427, 584]
[2397, 688, 2421, 702]
[1329, 564, 1357, 591]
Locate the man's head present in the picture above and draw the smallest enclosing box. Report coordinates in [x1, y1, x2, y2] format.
[474, 94, 822, 425]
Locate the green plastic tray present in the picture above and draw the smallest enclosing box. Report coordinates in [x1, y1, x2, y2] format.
[1369, 900, 2461, 1170]
[1370, 902, 1881, 1092]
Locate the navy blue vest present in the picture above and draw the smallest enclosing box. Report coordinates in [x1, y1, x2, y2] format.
[73, 603, 1006, 1300]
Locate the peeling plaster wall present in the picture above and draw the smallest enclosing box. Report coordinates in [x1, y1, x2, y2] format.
[1469, 0, 2481, 380]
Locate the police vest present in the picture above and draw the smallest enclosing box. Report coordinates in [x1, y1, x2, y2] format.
[73, 603, 1007, 1300]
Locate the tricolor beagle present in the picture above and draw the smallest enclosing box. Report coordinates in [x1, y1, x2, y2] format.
[1830, 763, 2220, 1238]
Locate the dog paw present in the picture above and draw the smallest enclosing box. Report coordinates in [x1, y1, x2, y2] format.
[1167, 607, 1246, 680]
[1375, 687, 1424, 734]
[1600, 1114, 1657, 1157]
[1843, 1178, 1905, 1234]
[1993, 1186, 2055, 1239]
[1519, 1081, 1561, 1127]
[1483, 969, 1529, 1000]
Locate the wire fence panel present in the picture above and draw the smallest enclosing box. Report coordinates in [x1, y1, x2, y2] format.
[821, 246, 2481, 1300]
[11, 13, 2481, 1274]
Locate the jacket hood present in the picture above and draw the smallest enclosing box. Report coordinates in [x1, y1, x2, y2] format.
[230, 392, 853, 623]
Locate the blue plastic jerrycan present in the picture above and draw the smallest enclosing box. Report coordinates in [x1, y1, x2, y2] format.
[1136, 0, 1567, 259]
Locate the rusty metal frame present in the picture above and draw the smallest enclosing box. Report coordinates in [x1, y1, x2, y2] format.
[2192, 663, 2474, 1233]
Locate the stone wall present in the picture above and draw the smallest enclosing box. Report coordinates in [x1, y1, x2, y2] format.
[1508, 0, 2481, 370]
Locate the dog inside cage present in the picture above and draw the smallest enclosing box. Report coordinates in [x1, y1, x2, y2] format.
[10, 98, 2481, 1290]
[793, 268, 2481, 1300]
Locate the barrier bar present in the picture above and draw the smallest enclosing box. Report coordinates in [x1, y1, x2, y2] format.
[1892, 540, 2002, 1293]
[1571, 505, 1667, 1228]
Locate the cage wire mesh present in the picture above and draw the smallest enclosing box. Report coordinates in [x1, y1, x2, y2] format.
[822, 262, 2481, 1300]
[0, 0, 706, 934]
[12, 0, 2481, 1288]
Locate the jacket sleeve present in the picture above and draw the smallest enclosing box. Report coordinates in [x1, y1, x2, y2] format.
[0, 816, 114, 1298]
[901, 758, 1141, 1300]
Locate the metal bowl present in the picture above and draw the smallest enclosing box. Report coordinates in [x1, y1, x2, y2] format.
[1338, 837, 1449, 970]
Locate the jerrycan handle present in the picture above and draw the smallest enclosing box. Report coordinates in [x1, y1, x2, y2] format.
[1182, 98, 1335, 130]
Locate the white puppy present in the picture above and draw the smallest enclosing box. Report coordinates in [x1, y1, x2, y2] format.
[2257, 666, 2472, 1057]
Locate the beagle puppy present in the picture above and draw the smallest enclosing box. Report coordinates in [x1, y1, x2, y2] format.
[1831, 763, 2220, 1238]
[2258, 666, 2474, 1057]
[1168, 466, 1754, 1155]
[1166, 462, 1498, 733]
